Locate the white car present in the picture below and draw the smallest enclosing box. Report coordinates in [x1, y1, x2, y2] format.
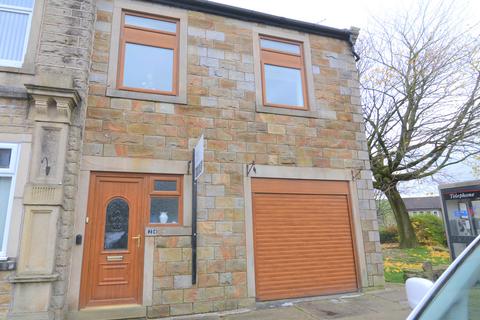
[406, 234, 480, 319]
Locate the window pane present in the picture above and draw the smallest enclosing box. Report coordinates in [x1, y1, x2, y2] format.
[154, 180, 177, 191]
[0, 177, 12, 250]
[264, 64, 304, 107]
[104, 198, 129, 250]
[123, 43, 174, 92]
[260, 39, 300, 55]
[0, 0, 34, 8]
[0, 10, 29, 63]
[150, 197, 179, 224]
[0, 149, 11, 168]
[125, 14, 176, 33]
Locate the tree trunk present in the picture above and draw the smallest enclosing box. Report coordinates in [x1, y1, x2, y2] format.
[384, 185, 419, 248]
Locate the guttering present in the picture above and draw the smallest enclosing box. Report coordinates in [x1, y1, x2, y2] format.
[146, 0, 352, 42]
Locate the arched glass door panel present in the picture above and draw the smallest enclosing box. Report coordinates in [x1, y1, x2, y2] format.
[104, 198, 129, 250]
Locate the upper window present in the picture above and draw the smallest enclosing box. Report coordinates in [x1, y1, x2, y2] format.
[118, 11, 179, 95]
[148, 175, 183, 225]
[260, 36, 308, 109]
[0, 0, 34, 68]
[0, 143, 18, 258]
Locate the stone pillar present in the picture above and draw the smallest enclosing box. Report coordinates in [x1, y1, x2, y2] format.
[8, 85, 79, 320]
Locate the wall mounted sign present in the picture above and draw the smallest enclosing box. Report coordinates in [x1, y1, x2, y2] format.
[194, 134, 204, 181]
[443, 191, 480, 200]
[191, 134, 204, 284]
[145, 227, 160, 236]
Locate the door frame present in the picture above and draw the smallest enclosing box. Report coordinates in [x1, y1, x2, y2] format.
[67, 156, 192, 312]
[79, 172, 146, 308]
[243, 165, 369, 299]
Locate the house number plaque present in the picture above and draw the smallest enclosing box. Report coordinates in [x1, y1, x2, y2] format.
[145, 227, 160, 236]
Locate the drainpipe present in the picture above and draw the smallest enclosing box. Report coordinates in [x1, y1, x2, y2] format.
[348, 26, 361, 62]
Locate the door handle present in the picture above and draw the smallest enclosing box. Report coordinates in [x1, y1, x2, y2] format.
[132, 234, 141, 248]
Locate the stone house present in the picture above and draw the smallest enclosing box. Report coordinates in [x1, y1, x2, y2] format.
[0, 0, 383, 319]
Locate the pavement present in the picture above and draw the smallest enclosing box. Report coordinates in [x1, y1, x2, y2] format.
[165, 284, 411, 320]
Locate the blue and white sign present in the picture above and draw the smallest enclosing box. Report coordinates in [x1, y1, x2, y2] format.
[454, 210, 468, 218]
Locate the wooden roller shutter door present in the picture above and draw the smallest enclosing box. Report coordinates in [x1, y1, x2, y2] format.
[252, 178, 358, 301]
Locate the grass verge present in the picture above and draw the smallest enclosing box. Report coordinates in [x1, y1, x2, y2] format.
[382, 244, 451, 283]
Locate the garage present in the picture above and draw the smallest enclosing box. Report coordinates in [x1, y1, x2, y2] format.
[251, 178, 358, 301]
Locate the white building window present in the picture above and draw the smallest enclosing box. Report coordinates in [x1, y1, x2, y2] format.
[0, 0, 34, 68]
[0, 143, 19, 258]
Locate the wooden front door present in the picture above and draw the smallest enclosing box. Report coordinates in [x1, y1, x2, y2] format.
[80, 173, 145, 308]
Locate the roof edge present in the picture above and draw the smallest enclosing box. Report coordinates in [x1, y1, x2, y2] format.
[145, 0, 352, 41]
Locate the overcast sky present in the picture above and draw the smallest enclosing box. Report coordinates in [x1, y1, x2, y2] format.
[212, 0, 479, 30]
[212, 0, 480, 195]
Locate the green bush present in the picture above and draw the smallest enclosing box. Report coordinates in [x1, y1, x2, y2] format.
[380, 225, 398, 243]
[411, 214, 447, 246]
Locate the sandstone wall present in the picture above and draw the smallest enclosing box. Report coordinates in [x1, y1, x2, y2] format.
[78, 2, 383, 317]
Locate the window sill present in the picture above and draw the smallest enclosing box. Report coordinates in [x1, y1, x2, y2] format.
[256, 104, 319, 118]
[0, 64, 35, 75]
[106, 88, 187, 104]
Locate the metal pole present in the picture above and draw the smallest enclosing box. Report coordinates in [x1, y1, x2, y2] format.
[191, 148, 197, 284]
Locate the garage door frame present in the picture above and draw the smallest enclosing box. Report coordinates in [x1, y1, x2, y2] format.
[243, 165, 368, 300]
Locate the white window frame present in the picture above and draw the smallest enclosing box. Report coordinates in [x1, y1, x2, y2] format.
[0, 143, 19, 259]
[0, 1, 34, 68]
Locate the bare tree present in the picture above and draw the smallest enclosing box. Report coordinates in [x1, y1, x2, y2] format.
[358, 1, 480, 248]
[470, 156, 480, 178]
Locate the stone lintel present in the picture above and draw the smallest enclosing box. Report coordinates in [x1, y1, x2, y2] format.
[9, 272, 59, 283]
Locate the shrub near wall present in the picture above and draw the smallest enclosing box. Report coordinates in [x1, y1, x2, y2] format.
[380, 214, 447, 246]
[379, 225, 398, 243]
[411, 214, 447, 247]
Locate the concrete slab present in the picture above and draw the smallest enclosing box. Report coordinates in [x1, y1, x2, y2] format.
[222, 307, 316, 320]
[297, 298, 371, 319]
[369, 285, 409, 303]
[153, 284, 411, 320]
[339, 310, 410, 320]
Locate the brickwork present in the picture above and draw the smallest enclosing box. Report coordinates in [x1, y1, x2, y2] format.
[80, 3, 383, 317]
[0, 97, 31, 134]
[148, 231, 254, 317]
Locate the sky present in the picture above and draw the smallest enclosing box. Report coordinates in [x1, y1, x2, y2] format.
[212, 0, 480, 30]
[212, 0, 480, 196]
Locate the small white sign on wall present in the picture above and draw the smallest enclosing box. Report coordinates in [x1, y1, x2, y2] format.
[194, 134, 204, 181]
